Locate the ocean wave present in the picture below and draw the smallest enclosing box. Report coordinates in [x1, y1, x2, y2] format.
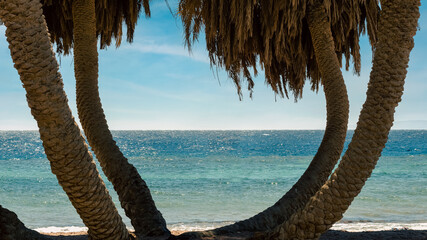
[34, 222, 427, 234]
[34, 226, 88, 233]
[167, 221, 234, 232]
[331, 222, 427, 232]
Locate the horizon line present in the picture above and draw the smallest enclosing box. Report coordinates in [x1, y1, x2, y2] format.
[1, 128, 426, 131]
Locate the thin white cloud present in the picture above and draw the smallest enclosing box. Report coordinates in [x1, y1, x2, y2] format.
[392, 120, 427, 130]
[124, 43, 210, 63]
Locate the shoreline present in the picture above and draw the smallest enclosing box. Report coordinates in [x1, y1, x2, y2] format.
[36, 222, 427, 239]
[40, 229, 427, 240]
[35, 221, 427, 233]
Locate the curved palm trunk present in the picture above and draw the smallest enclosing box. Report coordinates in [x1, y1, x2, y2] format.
[179, 2, 349, 239]
[0, 205, 46, 240]
[262, 1, 421, 239]
[71, 0, 169, 237]
[0, 0, 129, 239]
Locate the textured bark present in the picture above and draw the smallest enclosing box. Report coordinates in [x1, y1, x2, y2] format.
[261, 0, 421, 239]
[72, 0, 169, 237]
[0, 205, 47, 240]
[178, 2, 349, 239]
[0, 0, 129, 239]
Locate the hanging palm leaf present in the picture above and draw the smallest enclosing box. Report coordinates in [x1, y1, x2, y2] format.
[41, 0, 150, 54]
[179, 0, 379, 99]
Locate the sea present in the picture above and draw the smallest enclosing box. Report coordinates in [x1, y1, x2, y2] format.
[0, 130, 426, 233]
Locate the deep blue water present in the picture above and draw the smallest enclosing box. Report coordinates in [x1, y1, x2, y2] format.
[0, 130, 426, 230]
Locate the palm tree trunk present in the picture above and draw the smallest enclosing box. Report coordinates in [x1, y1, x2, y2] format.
[180, 2, 349, 238]
[262, 0, 421, 239]
[0, 205, 46, 240]
[0, 0, 129, 239]
[71, 0, 169, 237]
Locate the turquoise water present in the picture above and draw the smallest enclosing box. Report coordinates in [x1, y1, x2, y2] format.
[0, 130, 426, 231]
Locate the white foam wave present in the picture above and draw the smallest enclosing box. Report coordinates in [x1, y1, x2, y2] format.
[167, 221, 427, 233]
[168, 221, 234, 232]
[331, 222, 427, 232]
[34, 222, 427, 234]
[35, 226, 135, 234]
[35, 226, 88, 233]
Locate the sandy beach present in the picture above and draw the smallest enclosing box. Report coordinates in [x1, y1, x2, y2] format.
[40, 229, 427, 239]
[35, 222, 427, 239]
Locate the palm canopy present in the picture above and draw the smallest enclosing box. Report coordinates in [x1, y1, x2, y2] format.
[179, 0, 379, 99]
[41, 0, 150, 54]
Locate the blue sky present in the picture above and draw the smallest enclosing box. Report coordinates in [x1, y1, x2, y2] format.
[0, 1, 426, 130]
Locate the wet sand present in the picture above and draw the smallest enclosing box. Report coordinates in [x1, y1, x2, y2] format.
[42, 229, 427, 239]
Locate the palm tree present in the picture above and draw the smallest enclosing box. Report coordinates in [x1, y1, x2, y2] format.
[0, 0, 129, 239]
[259, 0, 421, 238]
[178, 0, 378, 237]
[0, 205, 45, 239]
[69, 0, 169, 237]
[42, 1, 169, 237]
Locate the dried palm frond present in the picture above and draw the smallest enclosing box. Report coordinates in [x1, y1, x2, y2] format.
[41, 0, 150, 54]
[179, 0, 379, 99]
